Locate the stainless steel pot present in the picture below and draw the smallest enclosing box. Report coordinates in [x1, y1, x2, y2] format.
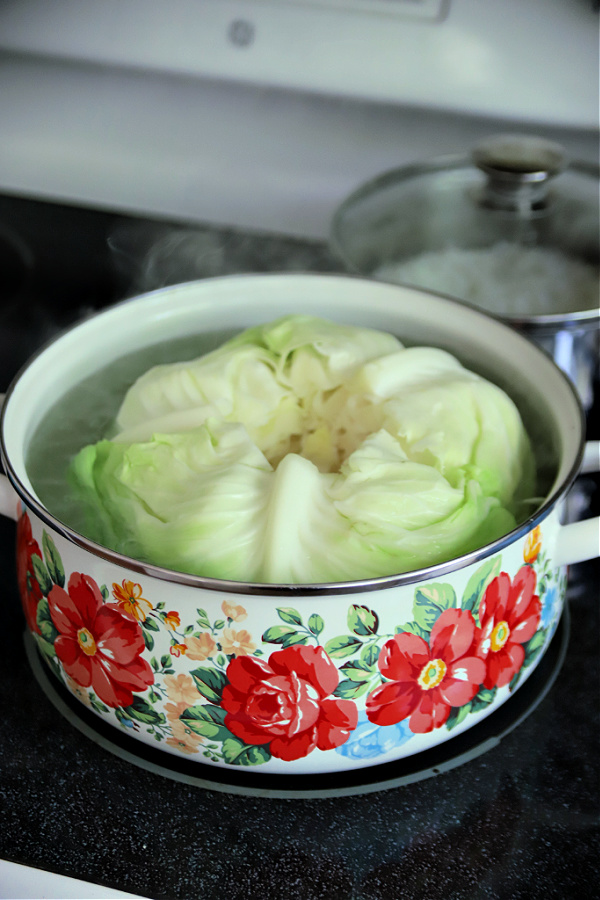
[331, 135, 599, 410]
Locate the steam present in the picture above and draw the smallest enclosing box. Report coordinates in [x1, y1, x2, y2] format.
[107, 219, 341, 298]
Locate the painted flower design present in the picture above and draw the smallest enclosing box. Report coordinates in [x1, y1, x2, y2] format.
[185, 632, 217, 661]
[222, 600, 248, 623]
[476, 566, 541, 689]
[165, 700, 204, 755]
[112, 580, 153, 622]
[164, 673, 199, 706]
[366, 608, 486, 733]
[336, 711, 413, 760]
[523, 526, 542, 564]
[164, 610, 181, 629]
[16, 512, 43, 634]
[48, 572, 154, 708]
[221, 644, 358, 761]
[221, 627, 257, 657]
[540, 583, 560, 631]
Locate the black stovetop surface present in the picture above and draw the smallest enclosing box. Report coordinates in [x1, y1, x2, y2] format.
[0, 194, 598, 900]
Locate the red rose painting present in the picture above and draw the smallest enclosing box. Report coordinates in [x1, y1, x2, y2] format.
[221, 644, 358, 761]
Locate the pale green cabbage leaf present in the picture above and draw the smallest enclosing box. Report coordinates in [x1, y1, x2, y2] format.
[70, 315, 535, 583]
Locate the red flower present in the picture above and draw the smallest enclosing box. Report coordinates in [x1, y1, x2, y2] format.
[476, 566, 541, 690]
[221, 645, 358, 761]
[16, 512, 43, 634]
[366, 609, 486, 734]
[48, 572, 154, 708]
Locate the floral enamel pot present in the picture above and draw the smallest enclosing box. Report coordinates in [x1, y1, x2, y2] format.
[1, 274, 598, 776]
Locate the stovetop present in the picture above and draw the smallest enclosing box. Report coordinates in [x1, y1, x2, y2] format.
[0, 193, 598, 900]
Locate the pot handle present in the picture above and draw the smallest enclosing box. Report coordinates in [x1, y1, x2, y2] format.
[554, 440, 600, 568]
[0, 393, 18, 521]
[0, 475, 18, 521]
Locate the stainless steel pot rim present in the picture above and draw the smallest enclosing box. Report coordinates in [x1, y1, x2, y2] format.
[0, 271, 587, 597]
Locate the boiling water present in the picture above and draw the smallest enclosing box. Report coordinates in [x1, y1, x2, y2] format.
[27, 328, 238, 537]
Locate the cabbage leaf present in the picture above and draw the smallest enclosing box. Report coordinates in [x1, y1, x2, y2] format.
[70, 315, 535, 583]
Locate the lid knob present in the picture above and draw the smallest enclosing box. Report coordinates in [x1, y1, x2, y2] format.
[473, 134, 567, 212]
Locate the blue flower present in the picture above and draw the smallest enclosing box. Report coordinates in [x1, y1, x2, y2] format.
[540, 583, 560, 630]
[336, 711, 413, 760]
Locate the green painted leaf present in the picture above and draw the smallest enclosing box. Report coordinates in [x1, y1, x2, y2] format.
[360, 642, 380, 667]
[347, 605, 379, 636]
[461, 555, 502, 621]
[413, 583, 457, 631]
[340, 659, 373, 682]
[144, 618, 160, 632]
[333, 678, 371, 700]
[396, 621, 430, 640]
[470, 686, 497, 712]
[181, 704, 231, 741]
[190, 666, 228, 703]
[276, 607, 304, 627]
[143, 630, 154, 652]
[31, 554, 52, 596]
[221, 738, 271, 766]
[523, 629, 547, 668]
[308, 613, 324, 638]
[42, 531, 65, 588]
[262, 624, 298, 644]
[160, 654, 172, 669]
[121, 695, 164, 726]
[282, 632, 310, 648]
[36, 597, 58, 645]
[100, 585, 109, 601]
[446, 703, 472, 731]
[33, 631, 59, 667]
[196, 608, 211, 629]
[323, 634, 363, 659]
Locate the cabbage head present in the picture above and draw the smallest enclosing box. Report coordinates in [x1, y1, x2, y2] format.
[70, 315, 535, 583]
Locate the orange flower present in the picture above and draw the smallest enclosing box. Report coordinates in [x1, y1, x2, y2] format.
[523, 526, 542, 564]
[112, 580, 153, 622]
[166, 724, 203, 755]
[185, 632, 217, 661]
[164, 673, 199, 705]
[222, 600, 248, 623]
[164, 700, 190, 722]
[164, 610, 181, 629]
[221, 627, 257, 657]
[166, 711, 204, 754]
[170, 642, 188, 658]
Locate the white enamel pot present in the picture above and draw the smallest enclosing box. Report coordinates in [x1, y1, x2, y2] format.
[1, 274, 598, 776]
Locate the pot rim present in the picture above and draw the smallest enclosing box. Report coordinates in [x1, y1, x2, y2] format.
[0, 271, 587, 597]
[330, 154, 600, 330]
